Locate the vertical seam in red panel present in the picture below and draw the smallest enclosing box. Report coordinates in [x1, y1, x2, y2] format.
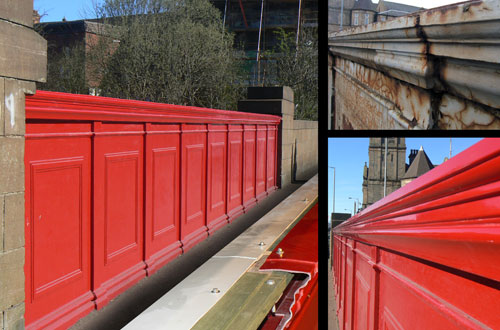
[179, 125, 184, 252]
[342, 240, 347, 330]
[205, 124, 210, 232]
[254, 126, 257, 201]
[142, 123, 148, 270]
[225, 125, 229, 220]
[264, 125, 268, 195]
[90, 122, 98, 302]
[351, 241, 357, 330]
[241, 125, 246, 213]
[275, 125, 278, 189]
[372, 246, 380, 330]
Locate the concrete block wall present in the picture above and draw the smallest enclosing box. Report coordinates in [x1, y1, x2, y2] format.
[0, 1, 46, 329]
[239, 87, 318, 187]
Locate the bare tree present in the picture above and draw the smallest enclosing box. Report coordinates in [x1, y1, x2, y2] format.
[88, 0, 245, 110]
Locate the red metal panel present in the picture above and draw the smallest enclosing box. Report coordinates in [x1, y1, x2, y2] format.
[144, 124, 182, 275]
[206, 124, 229, 234]
[333, 138, 500, 330]
[92, 123, 146, 308]
[180, 124, 209, 252]
[338, 238, 346, 330]
[227, 125, 244, 222]
[24, 91, 281, 328]
[255, 125, 267, 201]
[243, 125, 257, 210]
[260, 203, 318, 330]
[339, 238, 346, 330]
[345, 239, 355, 330]
[287, 280, 318, 330]
[266, 125, 277, 192]
[353, 242, 377, 330]
[25, 123, 94, 330]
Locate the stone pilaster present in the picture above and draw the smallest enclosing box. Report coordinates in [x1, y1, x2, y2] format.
[0, 1, 46, 329]
[238, 86, 295, 188]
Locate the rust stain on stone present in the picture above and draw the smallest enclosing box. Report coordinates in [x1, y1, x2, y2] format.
[423, 0, 484, 24]
[342, 115, 353, 130]
[438, 93, 500, 129]
[337, 57, 432, 128]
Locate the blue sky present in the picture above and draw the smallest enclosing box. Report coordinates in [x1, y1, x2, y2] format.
[35, 0, 463, 22]
[34, 0, 96, 22]
[328, 138, 484, 221]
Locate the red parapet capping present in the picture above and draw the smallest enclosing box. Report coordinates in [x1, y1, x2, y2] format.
[25, 90, 281, 125]
[332, 138, 500, 330]
[24, 91, 281, 329]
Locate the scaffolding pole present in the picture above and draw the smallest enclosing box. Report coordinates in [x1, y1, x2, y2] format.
[296, 0, 303, 46]
[256, 0, 265, 85]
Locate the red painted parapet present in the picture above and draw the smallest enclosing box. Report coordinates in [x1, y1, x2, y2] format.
[24, 91, 280, 329]
[332, 138, 500, 330]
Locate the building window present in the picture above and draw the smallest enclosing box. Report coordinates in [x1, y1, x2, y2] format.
[353, 13, 359, 25]
[365, 13, 370, 25]
[380, 15, 386, 22]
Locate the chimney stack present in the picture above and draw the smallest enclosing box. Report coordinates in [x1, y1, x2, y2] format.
[408, 149, 418, 166]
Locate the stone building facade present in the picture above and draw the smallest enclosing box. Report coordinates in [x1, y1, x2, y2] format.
[329, 0, 423, 32]
[362, 138, 406, 209]
[362, 138, 437, 209]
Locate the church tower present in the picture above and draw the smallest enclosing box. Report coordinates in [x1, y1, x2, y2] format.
[362, 138, 406, 209]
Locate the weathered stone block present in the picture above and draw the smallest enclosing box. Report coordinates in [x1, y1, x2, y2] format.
[281, 143, 293, 162]
[0, 77, 4, 136]
[438, 93, 500, 129]
[281, 128, 294, 146]
[4, 303, 24, 330]
[281, 99, 294, 117]
[282, 113, 294, 126]
[4, 80, 35, 136]
[293, 120, 317, 130]
[335, 71, 406, 129]
[4, 193, 24, 250]
[0, 248, 24, 311]
[0, 137, 24, 194]
[0, 195, 4, 252]
[0, 20, 47, 82]
[280, 157, 292, 187]
[0, 0, 33, 27]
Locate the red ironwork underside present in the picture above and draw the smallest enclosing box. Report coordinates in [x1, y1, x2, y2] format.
[259, 203, 318, 330]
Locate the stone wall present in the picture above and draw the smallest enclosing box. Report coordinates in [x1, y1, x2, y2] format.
[292, 120, 318, 182]
[0, 1, 46, 329]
